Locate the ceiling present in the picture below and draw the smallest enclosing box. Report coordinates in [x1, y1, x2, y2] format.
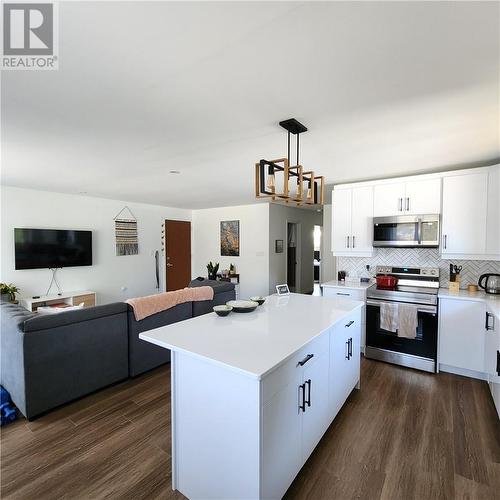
[1, 1, 499, 209]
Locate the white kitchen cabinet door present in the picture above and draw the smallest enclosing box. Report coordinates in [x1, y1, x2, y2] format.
[332, 189, 352, 253]
[373, 182, 405, 216]
[351, 186, 374, 254]
[262, 380, 302, 500]
[486, 166, 500, 257]
[344, 311, 361, 393]
[329, 309, 361, 420]
[405, 178, 441, 215]
[441, 172, 488, 256]
[484, 311, 500, 418]
[439, 298, 486, 373]
[301, 352, 330, 463]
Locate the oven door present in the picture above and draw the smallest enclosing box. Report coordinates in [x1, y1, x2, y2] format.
[366, 299, 438, 360]
[373, 215, 439, 247]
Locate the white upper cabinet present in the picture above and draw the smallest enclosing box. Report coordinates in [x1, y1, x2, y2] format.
[486, 166, 500, 256]
[332, 186, 373, 257]
[373, 182, 406, 216]
[404, 178, 441, 215]
[331, 189, 351, 253]
[441, 171, 488, 256]
[373, 178, 441, 216]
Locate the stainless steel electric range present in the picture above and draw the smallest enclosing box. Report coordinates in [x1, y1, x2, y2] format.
[365, 266, 440, 373]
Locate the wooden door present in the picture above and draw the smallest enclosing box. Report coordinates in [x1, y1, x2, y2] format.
[165, 220, 191, 291]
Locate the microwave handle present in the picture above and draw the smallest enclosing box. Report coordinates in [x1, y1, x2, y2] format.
[417, 218, 422, 245]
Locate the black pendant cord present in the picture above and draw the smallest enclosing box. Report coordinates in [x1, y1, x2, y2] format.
[297, 133, 300, 167]
[287, 131, 291, 167]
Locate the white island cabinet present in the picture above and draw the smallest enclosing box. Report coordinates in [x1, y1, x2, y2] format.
[140, 293, 363, 500]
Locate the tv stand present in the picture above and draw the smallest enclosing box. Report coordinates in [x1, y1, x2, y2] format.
[20, 291, 96, 312]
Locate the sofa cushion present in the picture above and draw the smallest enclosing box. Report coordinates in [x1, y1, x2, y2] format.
[23, 302, 128, 332]
[189, 279, 235, 294]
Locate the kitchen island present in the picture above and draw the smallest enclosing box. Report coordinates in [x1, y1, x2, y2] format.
[140, 293, 364, 500]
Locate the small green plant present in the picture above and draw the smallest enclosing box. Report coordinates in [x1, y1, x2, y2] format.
[0, 283, 20, 301]
[206, 261, 219, 280]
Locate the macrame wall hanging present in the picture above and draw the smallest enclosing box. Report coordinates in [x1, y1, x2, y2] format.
[114, 206, 138, 256]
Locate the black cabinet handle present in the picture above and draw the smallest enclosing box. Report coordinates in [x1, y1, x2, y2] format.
[345, 320, 354, 328]
[345, 340, 350, 360]
[497, 351, 500, 377]
[337, 292, 350, 296]
[348, 338, 353, 359]
[305, 379, 311, 407]
[297, 353, 314, 366]
[299, 383, 306, 412]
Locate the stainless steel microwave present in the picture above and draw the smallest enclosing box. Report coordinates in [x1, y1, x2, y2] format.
[373, 215, 440, 248]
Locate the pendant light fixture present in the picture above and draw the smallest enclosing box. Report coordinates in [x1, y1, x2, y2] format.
[255, 119, 324, 206]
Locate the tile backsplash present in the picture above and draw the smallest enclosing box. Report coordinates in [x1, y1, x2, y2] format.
[337, 248, 500, 288]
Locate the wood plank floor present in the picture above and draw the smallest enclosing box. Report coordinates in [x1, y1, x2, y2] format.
[1, 358, 499, 499]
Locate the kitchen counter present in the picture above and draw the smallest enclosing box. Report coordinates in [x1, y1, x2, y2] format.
[438, 288, 500, 320]
[321, 280, 373, 290]
[140, 293, 363, 379]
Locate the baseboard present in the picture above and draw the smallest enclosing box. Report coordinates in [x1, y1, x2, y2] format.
[439, 363, 488, 381]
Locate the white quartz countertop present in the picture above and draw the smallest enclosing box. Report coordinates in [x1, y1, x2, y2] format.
[438, 288, 500, 320]
[139, 293, 363, 380]
[321, 280, 373, 290]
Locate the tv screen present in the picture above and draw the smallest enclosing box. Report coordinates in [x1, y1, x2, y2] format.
[14, 228, 93, 270]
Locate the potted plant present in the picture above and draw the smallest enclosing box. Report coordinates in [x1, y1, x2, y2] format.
[0, 283, 20, 303]
[229, 263, 236, 275]
[206, 261, 219, 281]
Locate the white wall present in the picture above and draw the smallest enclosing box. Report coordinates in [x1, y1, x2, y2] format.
[268, 204, 322, 294]
[0, 186, 191, 304]
[191, 204, 269, 298]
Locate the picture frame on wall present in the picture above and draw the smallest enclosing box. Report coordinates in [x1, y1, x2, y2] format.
[275, 239, 283, 253]
[220, 220, 240, 256]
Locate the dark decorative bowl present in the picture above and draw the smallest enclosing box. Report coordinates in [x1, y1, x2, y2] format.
[213, 305, 232, 317]
[250, 296, 266, 306]
[226, 300, 258, 313]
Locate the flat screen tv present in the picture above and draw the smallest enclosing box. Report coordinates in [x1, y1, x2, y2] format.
[14, 228, 93, 270]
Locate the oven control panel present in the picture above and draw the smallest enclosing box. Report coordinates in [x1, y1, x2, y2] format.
[375, 266, 439, 277]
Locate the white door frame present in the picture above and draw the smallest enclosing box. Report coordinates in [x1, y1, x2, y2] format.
[286, 220, 301, 293]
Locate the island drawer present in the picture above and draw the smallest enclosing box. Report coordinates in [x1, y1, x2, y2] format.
[322, 287, 364, 301]
[261, 331, 330, 405]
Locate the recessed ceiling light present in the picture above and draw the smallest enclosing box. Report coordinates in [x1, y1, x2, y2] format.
[169, 170, 181, 174]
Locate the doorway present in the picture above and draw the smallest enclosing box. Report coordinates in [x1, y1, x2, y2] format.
[286, 222, 301, 292]
[164, 220, 191, 291]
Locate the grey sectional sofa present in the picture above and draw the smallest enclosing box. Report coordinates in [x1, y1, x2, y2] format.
[0, 302, 128, 420]
[0, 279, 235, 419]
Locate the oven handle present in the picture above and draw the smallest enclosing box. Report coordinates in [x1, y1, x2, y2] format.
[366, 299, 437, 315]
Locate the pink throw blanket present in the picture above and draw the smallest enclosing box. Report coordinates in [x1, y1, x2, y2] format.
[126, 286, 214, 321]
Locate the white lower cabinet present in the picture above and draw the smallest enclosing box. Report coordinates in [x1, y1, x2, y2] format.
[261, 311, 361, 499]
[330, 308, 361, 419]
[301, 351, 330, 462]
[322, 285, 367, 352]
[484, 309, 500, 419]
[438, 297, 486, 375]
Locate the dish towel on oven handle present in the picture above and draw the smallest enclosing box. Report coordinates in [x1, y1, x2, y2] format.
[397, 303, 418, 339]
[379, 302, 398, 333]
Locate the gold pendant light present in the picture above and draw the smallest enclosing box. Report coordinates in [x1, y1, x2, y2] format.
[255, 119, 324, 206]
